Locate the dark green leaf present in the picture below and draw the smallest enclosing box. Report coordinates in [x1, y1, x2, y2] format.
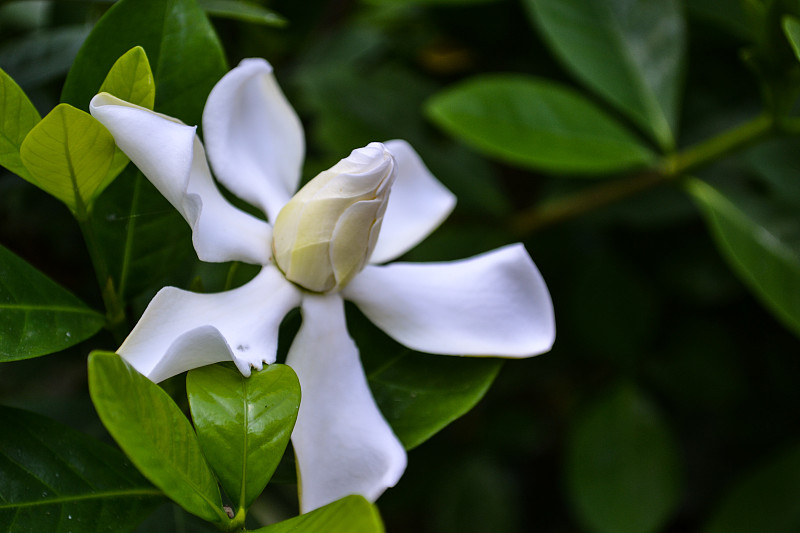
[252, 495, 384, 533]
[0, 405, 162, 533]
[783, 15, 800, 62]
[687, 178, 800, 339]
[0, 243, 104, 361]
[186, 363, 300, 510]
[525, 0, 685, 150]
[19, 103, 116, 215]
[566, 384, 682, 533]
[0, 25, 89, 89]
[426, 75, 655, 175]
[197, 0, 287, 26]
[88, 351, 227, 524]
[367, 351, 502, 450]
[703, 443, 800, 533]
[0, 67, 40, 181]
[61, 0, 227, 126]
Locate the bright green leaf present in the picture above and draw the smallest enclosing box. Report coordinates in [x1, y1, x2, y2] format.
[783, 15, 800, 62]
[366, 351, 502, 450]
[687, 178, 800, 340]
[19, 104, 116, 216]
[187, 363, 300, 510]
[197, 0, 287, 26]
[426, 75, 655, 175]
[252, 495, 384, 533]
[100, 46, 156, 110]
[525, 0, 685, 150]
[0, 243, 104, 361]
[566, 384, 682, 533]
[0, 405, 162, 532]
[61, 0, 227, 126]
[88, 351, 227, 524]
[0, 67, 40, 181]
[703, 443, 800, 533]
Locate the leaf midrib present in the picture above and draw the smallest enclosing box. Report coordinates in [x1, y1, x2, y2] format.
[0, 488, 162, 509]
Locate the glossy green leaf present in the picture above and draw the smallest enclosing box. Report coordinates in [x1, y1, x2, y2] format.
[566, 384, 682, 533]
[783, 15, 800, 62]
[703, 443, 800, 533]
[687, 178, 800, 339]
[0, 67, 40, 181]
[88, 351, 227, 524]
[366, 351, 502, 450]
[525, 0, 685, 150]
[426, 75, 655, 175]
[19, 104, 116, 216]
[186, 363, 300, 510]
[99, 46, 155, 110]
[61, 0, 227, 126]
[0, 405, 162, 532]
[252, 495, 384, 533]
[0, 243, 104, 361]
[197, 0, 287, 26]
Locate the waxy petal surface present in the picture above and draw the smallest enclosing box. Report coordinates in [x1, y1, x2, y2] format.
[203, 58, 305, 222]
[370, 140, 456, 263]
[345, 244, 555, 356]
[287, 294, 406, 513]
[90, 93, 272, 264]
[118, 266, 301, 381]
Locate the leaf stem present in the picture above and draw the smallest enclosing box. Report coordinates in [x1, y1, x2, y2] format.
[512, 113, 777, 235]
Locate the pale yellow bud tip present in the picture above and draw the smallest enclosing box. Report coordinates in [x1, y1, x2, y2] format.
[271, 142, 396, 293]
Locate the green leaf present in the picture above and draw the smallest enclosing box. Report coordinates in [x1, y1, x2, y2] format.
[61, 0, 227, 126]
[566, 384, 682, 533]
[186, 363, 300, 510]
[703, 443, 800, 533]
[426, 75, 655, 175]
[0, 67, 41, 181]
[88, 351, 227, 524]
[0, 405, 162, 532]
[0, 243, 104, 361]
[687, 178, 800, 339]
[525, 0, 686, 150]
[99, 46, 156, 110]
[0, 25, 90, 89]
[197, 0, 287, 26]
[252, 495, 384, 533]
[19, 103, 116, 216]
[366, 351, 503, 450]
[783, 15, 800, 62]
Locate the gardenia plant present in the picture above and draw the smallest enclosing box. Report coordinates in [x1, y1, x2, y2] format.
[89, 58, 556, 513]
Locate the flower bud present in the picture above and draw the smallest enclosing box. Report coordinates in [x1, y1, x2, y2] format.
[271, 142, 396, 293]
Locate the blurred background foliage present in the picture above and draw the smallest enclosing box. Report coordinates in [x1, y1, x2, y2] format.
[2, 0, 800, 532]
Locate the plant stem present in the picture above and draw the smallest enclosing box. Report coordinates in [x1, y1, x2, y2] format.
[512, 113, 777, 235]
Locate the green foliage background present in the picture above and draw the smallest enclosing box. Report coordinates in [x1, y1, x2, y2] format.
[2, 0, 800, 532]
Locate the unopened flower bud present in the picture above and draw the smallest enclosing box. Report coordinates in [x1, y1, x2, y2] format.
[271, 142, 396, 293]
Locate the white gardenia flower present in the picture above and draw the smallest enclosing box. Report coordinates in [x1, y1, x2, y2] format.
[89, 58, 556, 513]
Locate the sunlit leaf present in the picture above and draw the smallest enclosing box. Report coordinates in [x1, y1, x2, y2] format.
[566, 384, 682, 533]
[525, 0, 685, 150]
[88, 351, 227, 524]
[0, 67, 40, 181]
[703, 443, 800, 533]
[0, 405, 162, 532]
[0, 243, 104, 361]
[197, 0, 287, 26]
[687, 178, 800, 340]
[99, 46, 155, 110]
[426, 75, 655, 175]
[783, 15, 800, 62]
[252, 495, 384, 533]
[19, 104, 116, 216]
[187, 363, 300, 510]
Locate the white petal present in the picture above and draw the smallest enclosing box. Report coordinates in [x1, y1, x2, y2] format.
[370, 140, 456, 263]
[344, 244, 555, 357]
[286, 294, 406, 513]
[203, 58, 305, 222]
[118, 266, 301, 382]
[90, 93, 273, 265]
